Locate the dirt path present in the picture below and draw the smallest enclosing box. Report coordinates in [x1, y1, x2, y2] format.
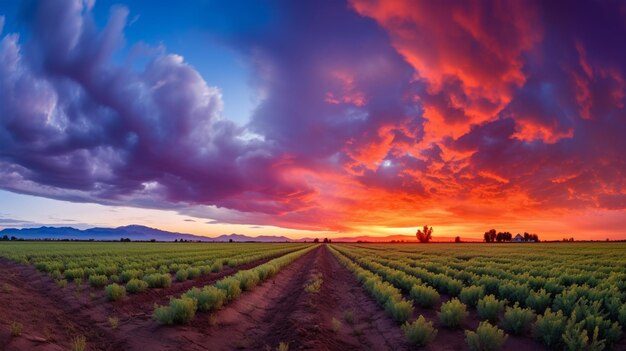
[0, 258, 124, 351]
[0, 251, 300, 351]
[0, 244, 556, 351]
[148, 245, 408, 351]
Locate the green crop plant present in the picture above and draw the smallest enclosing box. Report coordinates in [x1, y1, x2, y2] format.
[465, 321, 507, 351]
[477, 295, 505, 323]
[439, 298, 468, 328]
[402, 315, 437, 347]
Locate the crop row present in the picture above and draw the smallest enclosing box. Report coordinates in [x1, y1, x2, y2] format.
[332, 244, 626, 350]
[0, 242, 308, 294]
[152, 244, 318, 324]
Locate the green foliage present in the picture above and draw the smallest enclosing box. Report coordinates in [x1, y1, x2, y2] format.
[465, 321, 508, 351]
[331, 317, 342, 333]
[88, 274, 108, 288]
[183, 286, 226, 312]
[533, 308, 567, 349]
[175, 269, 189, 282]
[71, 335, 87, 351]
[402, 315, 438, 347]
[10, 321, 22, 336]
[187, 267, 201, 279]
[446, 279, 463, 297]
[108, 317, 119, 330]
[119, 269, 142, 283]
[153, 297, 197, 325]
[304, 273, 323, 293]
[410, 285, 440, 308]
[563, 317, 605, 351]
[477, 295, 505, 323]
[501, 303, 536, 335]
[105, 283, 126, 301]
[126, 278, 148, 294]
[233, 270, 260, 291]
[64, 268, 85, 281]
[385, 299, 413, 323]
[619, 304, 626, 328]
[459, 285, 485, 307]
[143, 273, 172, 288]
[525, 289, 552, 314]
[439, 298, 468, 328]
[215, 277, 242, 301]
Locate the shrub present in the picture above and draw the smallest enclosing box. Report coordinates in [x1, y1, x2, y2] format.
[176, 269, 189, 282]
[153, 297, 197, 325]
[108, 317, 119, 330]
[446, 279, 463, 296]
[459, 286, 485, 307]
[105, 283, 126, 301]
[10, 321, 22, 336]
[183, 286, 226, 312]
[344, 310, 355, 325]
[619, 304, 626, 328]
[215, 277, 242, 301]
[210, 262, 223, 273]
[525, 289, 552, 314]
[64, 268, 85, 281]
[88, 274, 108, 288]
[304, 273, 323, 293]
[501, 303, 536, 335]
[439, 298, 468, 328]
[57, 279, 68, 288]
[143, 273, 172, 288]
[385, 299, 413, 323]
[71, 335, 87, 351]
[187, 267, 201, 279]
[533, 308, 566, 349]
[465, 321, 508, 351]
[410, 285, 440, 308]
[563, 317, 605, 351]
[477, 295, 505, 323]
[234, 270, 260, 291]
[126, 279, 148, 294]
[402, 315, 438, 347]
[119, 269, 142, 283]
[331, 317, 342, 333]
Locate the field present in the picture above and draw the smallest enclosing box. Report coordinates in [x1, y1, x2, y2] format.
[0, 242, 625, 350]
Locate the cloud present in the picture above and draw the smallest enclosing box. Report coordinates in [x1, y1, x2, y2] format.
[1, 0, 626, 237]
[0, 0, 315, 221]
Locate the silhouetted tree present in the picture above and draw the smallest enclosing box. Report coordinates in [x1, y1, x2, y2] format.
[313, 238, 320, 243]
[10, 236, 17, 241]
[455, 236, 461, 243]
[323, 238, 331, 243]
[150, 239, 156, 242]
[1, 235, 8, 241]
[484, 229, 496, 243]
[229, 239, 233, 243]
[416, 225, 433, 243]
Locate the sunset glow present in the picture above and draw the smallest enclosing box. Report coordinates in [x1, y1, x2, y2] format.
[1, 0, 626, 240]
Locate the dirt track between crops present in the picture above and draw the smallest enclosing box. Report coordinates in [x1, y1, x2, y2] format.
[0, 245, 412, 351]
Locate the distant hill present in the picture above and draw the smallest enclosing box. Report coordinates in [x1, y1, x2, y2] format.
[0, 225, 481, 242]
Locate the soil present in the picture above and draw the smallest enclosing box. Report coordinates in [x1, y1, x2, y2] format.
[0, 245, 622, 350]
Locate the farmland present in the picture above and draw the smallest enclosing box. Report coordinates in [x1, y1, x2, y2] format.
[0, 242, 625, 350]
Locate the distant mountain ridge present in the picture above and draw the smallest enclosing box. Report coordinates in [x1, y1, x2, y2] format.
[0, 225, 481, 242]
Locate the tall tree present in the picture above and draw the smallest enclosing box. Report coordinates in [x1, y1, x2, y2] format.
[416, 225, 433, 243]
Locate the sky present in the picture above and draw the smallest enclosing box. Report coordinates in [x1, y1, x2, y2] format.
[0, 0, 625, 240]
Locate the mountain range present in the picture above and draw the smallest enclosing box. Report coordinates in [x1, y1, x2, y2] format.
[0, 225, 482, 242]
